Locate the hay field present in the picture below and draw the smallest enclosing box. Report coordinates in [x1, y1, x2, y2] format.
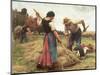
[12, 34, 96, 74]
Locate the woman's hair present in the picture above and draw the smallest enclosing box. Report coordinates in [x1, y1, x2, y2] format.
[46, 11, 55, 17]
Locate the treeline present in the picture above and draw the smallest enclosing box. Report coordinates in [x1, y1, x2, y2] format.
[82, 31, 95, 40]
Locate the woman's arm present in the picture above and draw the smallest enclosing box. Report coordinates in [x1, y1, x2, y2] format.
[49, 22, 62, 43]
[53, 31, 62, 43]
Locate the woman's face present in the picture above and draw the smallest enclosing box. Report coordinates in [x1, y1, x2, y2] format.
[50, 17, 54, 21]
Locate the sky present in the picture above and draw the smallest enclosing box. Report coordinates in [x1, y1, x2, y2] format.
[12, 1, 96, 31]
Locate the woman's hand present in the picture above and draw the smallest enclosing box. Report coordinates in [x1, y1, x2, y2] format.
[58, 39, 62, 44]
[53, 31, 62, 44]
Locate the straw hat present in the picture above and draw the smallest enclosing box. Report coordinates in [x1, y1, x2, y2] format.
[63, 17, 70, 24]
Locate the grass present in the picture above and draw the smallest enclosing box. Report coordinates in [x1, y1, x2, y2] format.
[12, 35, 96, 73]
[12, 44, 25, 65]
[81, 37, 95, 45]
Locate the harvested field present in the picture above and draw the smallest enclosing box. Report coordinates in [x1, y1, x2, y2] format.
[12, 34, 96, 73]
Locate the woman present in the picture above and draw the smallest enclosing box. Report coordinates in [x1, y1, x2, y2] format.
[37, 11, 62, 70]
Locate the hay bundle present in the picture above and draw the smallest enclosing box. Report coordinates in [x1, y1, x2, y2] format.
[57, 46, 80, 70]
[57, 47, 66, 56]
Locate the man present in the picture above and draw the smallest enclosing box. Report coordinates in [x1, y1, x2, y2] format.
[20, 25, 30, 43]
[63, 17, 89, 59]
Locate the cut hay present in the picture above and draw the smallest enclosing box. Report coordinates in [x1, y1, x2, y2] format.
[57, 47, 80, 70]
[22, 41, 42, 63]
[16, 40, 80, 71]
[12, 65, 29, 73]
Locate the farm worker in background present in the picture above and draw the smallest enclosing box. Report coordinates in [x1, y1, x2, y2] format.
[63, 17, 89, 59]
[36, 11, 62, 70]
[20, 25, 30, 43]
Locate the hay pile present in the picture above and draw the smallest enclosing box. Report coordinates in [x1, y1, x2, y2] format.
[19, 40, 80, 71]
[57, 46, 80, 70]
